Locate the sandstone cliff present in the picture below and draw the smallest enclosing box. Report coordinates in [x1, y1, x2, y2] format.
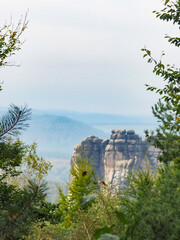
[71, 129, 160, 187]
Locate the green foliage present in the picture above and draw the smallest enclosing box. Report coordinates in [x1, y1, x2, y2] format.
[25, 223, 71, 240]
[68, 154, 96, 208]
[0, 180, 47, 240]
[37, 200, 61, 225]
[0, 140, 52, 239]
[22, 143, 52, 181]
[0, 13, 53, 239]
[0, 104, 31, 139]
[154, 0, 180, 27]
[0, 14, 28, 67]
[0, 138, 26, 180]
[0, 14, 28, 92]
[142, 0, 180, 163]
[119, 165, 180, 240]
[58, 154, 97, 226]
[78, 184, 122, 239]
[25, 164, 180, 240]
[94, 227, 112, 239]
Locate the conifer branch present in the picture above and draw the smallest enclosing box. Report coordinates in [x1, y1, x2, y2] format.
[0, 104, 31, 139]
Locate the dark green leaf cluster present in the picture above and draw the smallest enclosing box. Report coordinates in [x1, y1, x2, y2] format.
[154, 0, 180, 25]
[119, 166, 180, 240]
[37, 200, 62, 224]
[0, 139, 25, 180]
[165, 35, 180, 47]
[0, 180, 47, 240]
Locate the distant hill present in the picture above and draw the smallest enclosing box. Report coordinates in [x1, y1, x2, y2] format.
[0, 108, 158, 158]
[21, 113, 108, 159]
[32, 109, 157, 125]
[0, 107, 158, 184]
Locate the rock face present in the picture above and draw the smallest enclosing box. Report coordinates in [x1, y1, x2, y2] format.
[70, 130, 160, 187]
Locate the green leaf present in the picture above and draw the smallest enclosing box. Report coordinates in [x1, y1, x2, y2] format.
[94, 227, 111, 239]
[115, 210, 128, 224]
[98, 234, 120, 240]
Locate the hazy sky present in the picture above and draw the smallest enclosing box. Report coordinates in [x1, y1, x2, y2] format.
[0, 0, 179, 115]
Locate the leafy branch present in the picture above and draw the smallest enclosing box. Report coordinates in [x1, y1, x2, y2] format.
[141, 47, 180, 131]
[0, 13, 28, 67]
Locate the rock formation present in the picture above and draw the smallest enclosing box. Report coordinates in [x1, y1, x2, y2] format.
[70, 129, 160, 187]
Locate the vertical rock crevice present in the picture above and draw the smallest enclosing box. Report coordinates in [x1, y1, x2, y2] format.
[70, 130, 160, 187]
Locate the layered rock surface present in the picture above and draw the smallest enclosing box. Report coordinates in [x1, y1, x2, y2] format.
[71, 130, 160, 187]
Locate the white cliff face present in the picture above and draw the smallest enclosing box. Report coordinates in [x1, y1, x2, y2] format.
[70, 130, 160, 187]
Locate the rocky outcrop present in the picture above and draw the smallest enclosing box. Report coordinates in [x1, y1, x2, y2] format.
[71, 130, 160, 187]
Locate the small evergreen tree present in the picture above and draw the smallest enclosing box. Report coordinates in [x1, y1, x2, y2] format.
[58, 153, 96, 225]
[68, 154, 96, 210]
